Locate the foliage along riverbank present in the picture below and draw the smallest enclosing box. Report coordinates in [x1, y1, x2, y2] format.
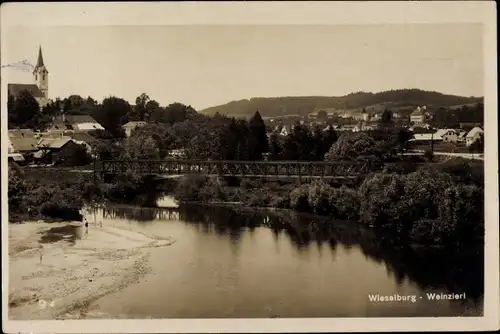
[8, 155, 483, 247]
[7, 167, 163, 223]
[172, 160, 484, 246]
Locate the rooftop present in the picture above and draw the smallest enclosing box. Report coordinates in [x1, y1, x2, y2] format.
[7, 84, 45, 98]
[466, 126, 484, 138]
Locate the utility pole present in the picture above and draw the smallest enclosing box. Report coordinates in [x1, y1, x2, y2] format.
[431, 132, 434, 154]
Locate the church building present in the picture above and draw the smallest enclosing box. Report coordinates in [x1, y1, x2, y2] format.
[7, 46, 49, 108]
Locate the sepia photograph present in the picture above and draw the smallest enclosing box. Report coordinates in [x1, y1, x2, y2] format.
[1, 2, 498, 333]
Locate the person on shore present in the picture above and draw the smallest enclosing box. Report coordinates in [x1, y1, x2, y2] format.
[38, 244, 43, 264]
[84, 219, 89, 238]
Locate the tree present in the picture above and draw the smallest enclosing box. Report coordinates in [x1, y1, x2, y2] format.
[131, 123, 177, 159]
[321, 127, 338, 158]
[324, 132, 378, 161]
[123, 131, 160, 160]
[8, 90, 41, 129]
[317, 109, 328, 121]
[95, 96, 132, 137]
[63, 95, 85, 112]
[248, 110, 269, 160]
[151, 102, 197, 124]
[468, 133, 484, 154]
[186, 127, 220, 159]
[311, 125, 324, 160]
[282, 123, 315, 160]
[268, 133, 283, 160]
[379, 108, 395, 129]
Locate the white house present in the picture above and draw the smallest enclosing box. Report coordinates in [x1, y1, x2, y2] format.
[280, 125, 289, 136]
[435, 129, 458, 143]
[409, 133, 443, 145]
[123, 121, 147, 137]
[465, 127, 484, 147]
[410, 106, 426, 124]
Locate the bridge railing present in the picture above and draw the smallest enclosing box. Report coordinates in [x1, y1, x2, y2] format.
[97, 159, 385, 178]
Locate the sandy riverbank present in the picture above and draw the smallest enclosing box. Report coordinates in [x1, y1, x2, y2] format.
[8, 220, 175, 320]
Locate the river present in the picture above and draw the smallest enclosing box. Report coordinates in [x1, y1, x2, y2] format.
[79, 197, 483, 318]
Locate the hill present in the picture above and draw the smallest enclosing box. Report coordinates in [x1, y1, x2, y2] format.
[200, 89, 483, 118]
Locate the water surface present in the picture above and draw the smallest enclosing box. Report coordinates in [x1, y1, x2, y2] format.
[80, 199, 483, 318]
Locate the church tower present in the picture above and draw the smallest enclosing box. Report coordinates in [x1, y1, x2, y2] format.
[33, 45, 49, 100]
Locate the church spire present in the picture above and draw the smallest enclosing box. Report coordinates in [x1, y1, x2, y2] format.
[35, 45, 45, 69]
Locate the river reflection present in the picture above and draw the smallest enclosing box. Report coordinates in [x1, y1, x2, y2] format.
[84, 201, 483, 318]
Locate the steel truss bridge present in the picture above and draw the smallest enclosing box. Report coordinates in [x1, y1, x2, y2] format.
[96, 159, 390, 180]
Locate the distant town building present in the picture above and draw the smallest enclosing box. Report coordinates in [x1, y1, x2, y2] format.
[168, 149, 187, 159]
[50, 114, 104, 132]
[123, 121, 148, 137]
[457, 131, 468, 143]
[280, 125, 289, 136]
[410, 106, 426, 124]
[434, 129, 459, 143]
[9, 136, 39, 155]
[7, 46, 49, 108]
[465, 127, 484, 147]
[35, 137, 83, 163]
[409, 133, 443, 145]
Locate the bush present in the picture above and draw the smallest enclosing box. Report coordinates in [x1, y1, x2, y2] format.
[247, 189, 274, 207]
[329, 186, 360, 220]
[270, 194, 290, 209]
[402, 167, 452, 222]
[174, 175, 209, 202]
[240, 178, 263, 189]
[8, 174, 27, 209]
[409, 219, 449, 244]
[358, 167, 456, 239]
[174, 175, 226, 203]
[438, 184, 484, 241]
[439, 160, 483, 187]
[358, 172, 407, 230]
[307, 180, 334, 215]
[289, 184, 311, 212]
[199, 177, 226, 203]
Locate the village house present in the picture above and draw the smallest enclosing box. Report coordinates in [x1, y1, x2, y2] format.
[323, 124, 339, 132]
[434, 129, 459, 143]
[35, 137, 84, 164]
[50, 114, 104, 133]
[337, 124, 357, 132]
[409, 133, 443, 146]
[410, 106, 426, 124]
[8, 128, 36, 138]
[457, 131, 468, 143]
[465, 127, 484, 147]
[280, 125, 289, 136]
[123, 121, 148, 137]
[9, 136, 39, 155]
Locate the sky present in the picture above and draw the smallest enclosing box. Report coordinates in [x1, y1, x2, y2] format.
[2, 24, 484, 110]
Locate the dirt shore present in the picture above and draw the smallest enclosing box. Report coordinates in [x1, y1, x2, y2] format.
[8, 221, 175, 320]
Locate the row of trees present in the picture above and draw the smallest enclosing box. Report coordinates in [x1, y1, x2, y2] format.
[90, 108, 414, 163]
[7, 91, 202, 135]
[9, 89, 451, 165]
